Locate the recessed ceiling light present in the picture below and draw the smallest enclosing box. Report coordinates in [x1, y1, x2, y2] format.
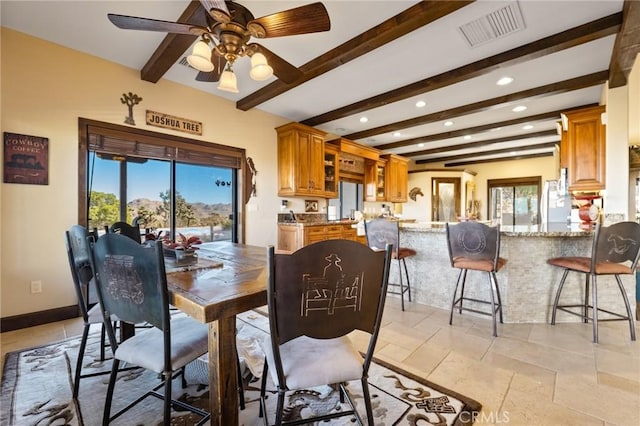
[522, 124, 534, 130]
[463, 135, 472, 140]
[496, 76, 514, 86]
[490, 127, 502, 132]
[359, 116, 368, 123]
[418, 143, 424, 147]
[444, 121, 454, 127]
[392, 132, 402, 137]
[415, 100, 426, 108]
[512, 105, 527, 112]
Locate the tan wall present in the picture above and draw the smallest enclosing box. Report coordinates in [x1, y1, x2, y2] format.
[629, 54, 640, 147]
[409, 156, 558, 221]
[1, 29, 288, 317]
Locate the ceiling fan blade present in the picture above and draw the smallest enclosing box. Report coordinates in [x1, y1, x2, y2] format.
[195, 49, 226, 82]
[251, 43, 302, 84]
[247, 3, 330, 38]
[200, 0, 232, 23]
[107, 14, 208, 36]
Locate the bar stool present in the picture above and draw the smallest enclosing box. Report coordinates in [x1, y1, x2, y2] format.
[548, 221, 639, 343]
[445, 221, 506, 337]
[365, 218, 415, 311]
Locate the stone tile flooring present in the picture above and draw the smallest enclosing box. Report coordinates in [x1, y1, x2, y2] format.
[2, 298, 638, 425]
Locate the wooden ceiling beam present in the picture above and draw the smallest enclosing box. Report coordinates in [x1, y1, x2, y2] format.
[444, 152, 553, 167]
[346, 72, 608, 141]
[416, 142, 557, 164]
[608, 1, 640, 88]
[302, 12, 621, 126]
[374, 103, 596, 151]
[405, 130, 557, 158]
[235, 1, 474, 111]
[140, 1, 207, 83]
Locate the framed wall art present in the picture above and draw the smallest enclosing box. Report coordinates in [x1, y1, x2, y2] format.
[3, 132, 49, 185]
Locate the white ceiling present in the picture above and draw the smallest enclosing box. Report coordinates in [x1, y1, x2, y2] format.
[1, 0, 626, 165]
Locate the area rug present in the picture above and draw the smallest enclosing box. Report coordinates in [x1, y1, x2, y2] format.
[1, 312, 481, 426]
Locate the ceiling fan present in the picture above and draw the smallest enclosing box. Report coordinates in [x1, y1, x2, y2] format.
[108, 0, 331, 93]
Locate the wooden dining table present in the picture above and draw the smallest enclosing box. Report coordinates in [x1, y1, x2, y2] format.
[165, 241, 268, 426]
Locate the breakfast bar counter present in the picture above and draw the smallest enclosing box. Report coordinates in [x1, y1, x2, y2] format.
[398, 222, 636, 323]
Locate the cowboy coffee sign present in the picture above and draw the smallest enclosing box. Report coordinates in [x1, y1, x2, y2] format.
[146, 110, 202, 135]
[3, 132, 49, 185]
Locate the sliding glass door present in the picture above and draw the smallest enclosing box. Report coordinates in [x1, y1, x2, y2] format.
[488, 177, 541, 226]
[88, 153, 236, 242]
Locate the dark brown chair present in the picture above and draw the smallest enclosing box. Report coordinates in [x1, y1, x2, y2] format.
[548, 221, 639, 343]
[446, 221, 506, 337]
[260, 239, 392, 426]
[89, 233, 209, 425]
[364, 218, 415, 311]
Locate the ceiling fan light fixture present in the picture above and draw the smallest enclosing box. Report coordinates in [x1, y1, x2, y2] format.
[187, 41, 214, 72]
[218, 64, 239, 93]
[249, 53, 274, 81]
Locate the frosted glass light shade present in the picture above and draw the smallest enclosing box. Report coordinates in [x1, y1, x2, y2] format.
[217, 69, 239, 93]
[187, 41, 214, 72]
[249, 53, 273, 81]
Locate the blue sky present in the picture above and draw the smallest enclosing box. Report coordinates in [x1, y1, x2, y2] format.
[89, 154, 232, 204]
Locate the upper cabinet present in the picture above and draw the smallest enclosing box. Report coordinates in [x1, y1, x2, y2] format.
[323, 144, 339, 198]
[276, 122, 327, 197]
[364, 158, 387, 202]
[364, 154, 409, 202]
[276, 127, 410, 201]
[561, 105, 606, 192]
[383, 154, 409, 202]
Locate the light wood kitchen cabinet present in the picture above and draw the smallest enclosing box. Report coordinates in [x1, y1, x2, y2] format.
[383, 154, 409, 202]
[277, 223, 361, 253]
[323, 144, 339, 198]
[276, 122, 327, 197]
[364, 158, 387, 202]
[561, 105, 606, 192]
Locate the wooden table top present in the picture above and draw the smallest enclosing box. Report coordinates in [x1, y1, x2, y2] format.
[165, 242, 268, 323]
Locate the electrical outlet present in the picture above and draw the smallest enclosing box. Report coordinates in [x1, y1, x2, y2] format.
[30, 280, 42, 294]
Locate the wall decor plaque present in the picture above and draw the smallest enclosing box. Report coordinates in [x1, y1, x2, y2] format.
[3, 132, 49, 185]
[146, 110, 202, 135]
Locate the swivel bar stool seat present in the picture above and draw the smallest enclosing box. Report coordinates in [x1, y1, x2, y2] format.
[446, 221, 506, 337]
[365, 218, 416, 311]
[548, 221, 639, 343]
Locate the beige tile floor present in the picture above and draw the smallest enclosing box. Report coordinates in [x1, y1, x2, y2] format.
[2, 298, 639, 425]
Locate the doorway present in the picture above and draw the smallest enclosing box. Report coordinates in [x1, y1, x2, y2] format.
[432, 177, 461, 222]
[488, 176, 541, 226]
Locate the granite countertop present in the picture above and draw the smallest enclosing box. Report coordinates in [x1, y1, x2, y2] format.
[400, 221, 595, 237]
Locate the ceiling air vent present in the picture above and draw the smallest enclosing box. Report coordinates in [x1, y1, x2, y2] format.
[458, 2, 525, 48]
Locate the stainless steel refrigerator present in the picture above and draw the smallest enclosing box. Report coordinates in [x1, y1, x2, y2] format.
[540, 180, 572, 224]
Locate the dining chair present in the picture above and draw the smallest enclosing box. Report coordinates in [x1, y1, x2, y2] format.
[88, 233, 210, 425]
[445, 221, 506, 337]
[364, 217, 416, 311]
[548, 221, 639, 343]
[107, 221, 142, 243]
[65, 225, 112, 398]
[260, 239, 392, 426]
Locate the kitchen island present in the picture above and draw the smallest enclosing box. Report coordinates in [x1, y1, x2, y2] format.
[398, 222, 636, 324]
